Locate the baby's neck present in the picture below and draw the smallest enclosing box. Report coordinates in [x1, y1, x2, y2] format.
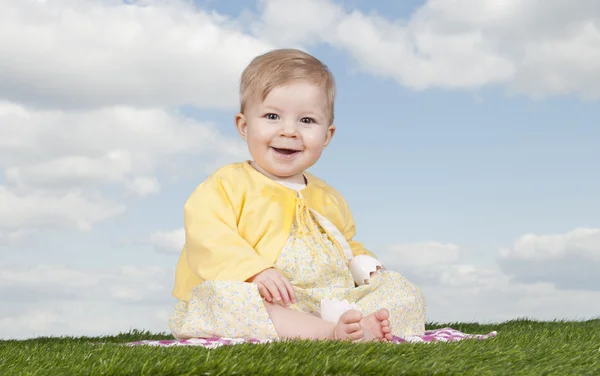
[249, 161, 307, 186]
[275, 178, 306, 192]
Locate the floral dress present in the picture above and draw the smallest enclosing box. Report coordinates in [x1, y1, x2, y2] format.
[169, 181, 426, 340]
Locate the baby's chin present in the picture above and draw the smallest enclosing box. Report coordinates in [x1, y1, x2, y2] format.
[263, 167, 306, 183]
[250, 157, 315, 183]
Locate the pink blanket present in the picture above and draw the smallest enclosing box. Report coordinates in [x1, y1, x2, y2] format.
[127, 327, 497, 348]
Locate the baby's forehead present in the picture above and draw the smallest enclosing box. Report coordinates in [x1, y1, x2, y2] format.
[241, 76, 334, 122]
[255, 82, 327, 103]
[260, 96, 327, 112]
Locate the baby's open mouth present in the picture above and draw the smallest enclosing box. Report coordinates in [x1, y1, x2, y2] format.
[272, 147, 300, 155]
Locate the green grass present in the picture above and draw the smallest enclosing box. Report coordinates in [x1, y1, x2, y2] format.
[1, 319, 599, 375]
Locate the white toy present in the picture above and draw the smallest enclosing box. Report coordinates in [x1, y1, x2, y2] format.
[349, 255, 383, 286]
[318, 256, 384, 323]
[320, 298, 358, 323]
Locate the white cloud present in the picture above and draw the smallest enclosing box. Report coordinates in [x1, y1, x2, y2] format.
[442, 264, 509, 289]
[499, 228, 600, 261]
[0, 103, 248, 240]
[254, 0, 343, 46]
[0, 229, 28, 245]
[149, 228, 185, 254]
[0, 301, 172, 340]
[1, 260, 598, 339]
[0, 103, 247, 189]
[0, 265, 174, 339]
[0, 0, 261, 241]
[423, 277, 600, 324]
[0, 185, 125, 234]
[385, 241, 463, 266]
[125, 176, 161, 197]
[0, 264, 170, 302]
[382, 230, 600, 323]
[387, 257, 600, 323]
[0, 0, 273, 110]
[498, 228, 600, 291]
[387, 228, 600, 295]
[254, 0, 600, 99]
[381, 242, 508, 292]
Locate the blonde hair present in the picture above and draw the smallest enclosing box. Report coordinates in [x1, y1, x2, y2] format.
[239, 48, 336, 124]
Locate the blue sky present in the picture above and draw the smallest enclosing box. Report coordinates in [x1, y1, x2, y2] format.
[1, 0, 599, 339]
[184, 63, 600, 257]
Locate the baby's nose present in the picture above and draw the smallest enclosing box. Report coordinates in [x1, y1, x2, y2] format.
[280, 121, 298, 136]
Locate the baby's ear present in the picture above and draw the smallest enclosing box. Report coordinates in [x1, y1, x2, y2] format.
[234, 113, 248, 140]
[324, 124, 336, 147]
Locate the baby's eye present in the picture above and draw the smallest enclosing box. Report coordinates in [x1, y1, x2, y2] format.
[265, 113, 279, 120]
[300, 117, 315, 124]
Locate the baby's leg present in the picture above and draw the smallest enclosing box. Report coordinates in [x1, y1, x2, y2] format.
[354, 271, 426, 339]
[263, 301, 364, 341]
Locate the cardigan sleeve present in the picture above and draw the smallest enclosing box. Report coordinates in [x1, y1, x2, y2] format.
[183, 176, 274, 282]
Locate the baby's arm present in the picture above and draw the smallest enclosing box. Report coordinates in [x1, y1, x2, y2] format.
[184, 176, 273, 282]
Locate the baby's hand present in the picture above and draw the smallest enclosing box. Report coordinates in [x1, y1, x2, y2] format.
[249, 268, 296, 307]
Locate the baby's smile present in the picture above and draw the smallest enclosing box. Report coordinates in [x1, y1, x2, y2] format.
[271, 146, 301, 159]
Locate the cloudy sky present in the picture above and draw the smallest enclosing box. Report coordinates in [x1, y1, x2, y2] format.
[1, 0, 599, 340]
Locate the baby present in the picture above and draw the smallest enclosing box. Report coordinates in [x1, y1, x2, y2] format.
[169, 48, 426, 342]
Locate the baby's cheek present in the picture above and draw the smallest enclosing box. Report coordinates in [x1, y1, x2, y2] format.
[302, 131, 327, 145]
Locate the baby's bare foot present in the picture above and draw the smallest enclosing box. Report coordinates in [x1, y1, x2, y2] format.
[361, 308, 393, 342]
[333, 309, 364, 342]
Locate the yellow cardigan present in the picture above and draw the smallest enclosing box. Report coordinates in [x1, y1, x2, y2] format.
[172, 161, 376, 302]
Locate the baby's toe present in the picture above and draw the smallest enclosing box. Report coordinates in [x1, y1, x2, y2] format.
[346, 322, 361, 333]
[349, 330, 364, 341]
[341, 309, 362, 324]
[375, 308, 390, 321]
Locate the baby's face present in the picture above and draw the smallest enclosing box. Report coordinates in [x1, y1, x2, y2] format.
[236, 80, 335, 184]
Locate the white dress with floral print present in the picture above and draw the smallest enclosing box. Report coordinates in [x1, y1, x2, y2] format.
[169, 181, 426, 340]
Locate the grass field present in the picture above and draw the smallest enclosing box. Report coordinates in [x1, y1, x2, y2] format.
[1, 319, 599, 375]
